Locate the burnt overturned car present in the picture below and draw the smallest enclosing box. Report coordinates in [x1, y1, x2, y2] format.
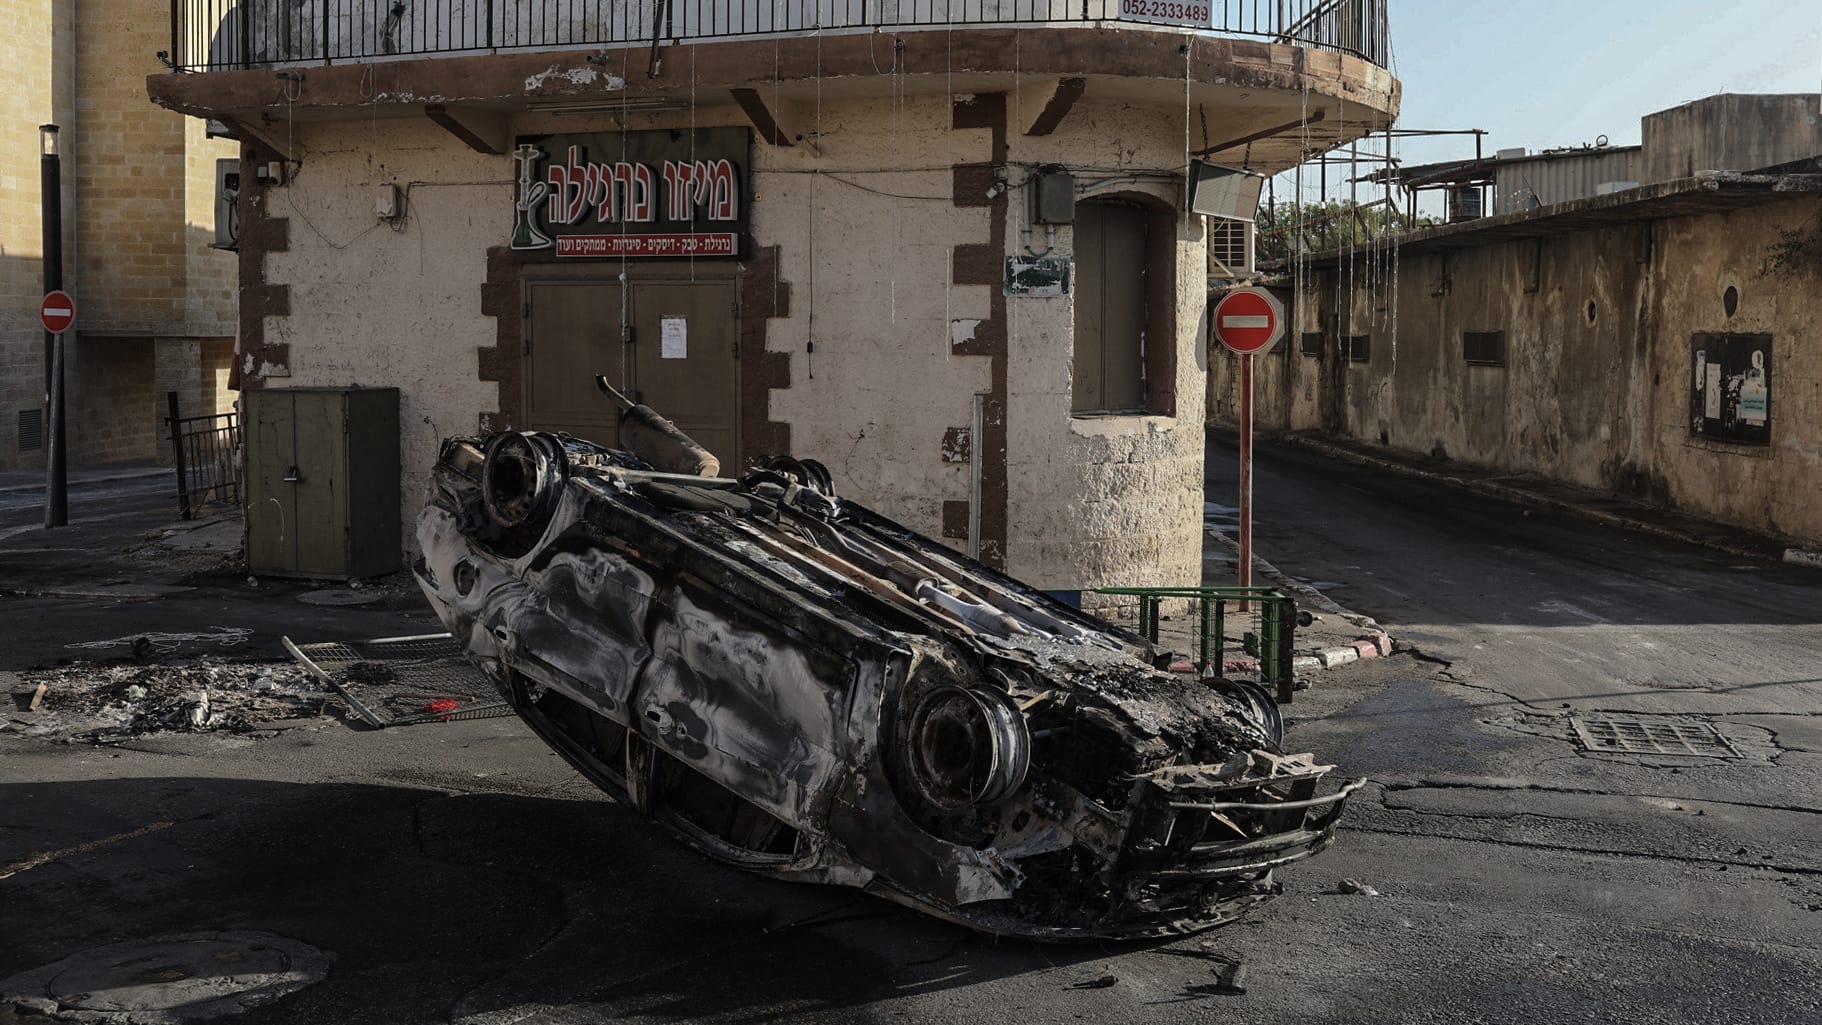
[414, 394, 1359, 940]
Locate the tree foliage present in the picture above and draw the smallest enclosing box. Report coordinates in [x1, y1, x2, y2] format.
[1254, 200, 1437, 263]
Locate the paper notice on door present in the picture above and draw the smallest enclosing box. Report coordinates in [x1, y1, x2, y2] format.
[1704, 362, 1722, 419]
[660, 316, 687, 359]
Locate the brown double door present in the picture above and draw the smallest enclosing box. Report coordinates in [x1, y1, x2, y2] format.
[523, 269, 739, 469]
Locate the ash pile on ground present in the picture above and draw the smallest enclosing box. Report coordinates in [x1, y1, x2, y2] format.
[5, 658, 335, 744]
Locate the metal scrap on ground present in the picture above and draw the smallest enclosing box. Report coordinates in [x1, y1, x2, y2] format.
[283, 633, 511, 728]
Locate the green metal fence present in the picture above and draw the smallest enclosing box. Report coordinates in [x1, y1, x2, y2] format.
[1093, 586, 1299, 703]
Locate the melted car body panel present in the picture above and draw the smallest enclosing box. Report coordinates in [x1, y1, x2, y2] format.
[416, 432, 1357, 940]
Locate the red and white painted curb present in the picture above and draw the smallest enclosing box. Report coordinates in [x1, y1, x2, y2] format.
[1170, 631, 1392, 678]
[1297, 631, 1392, 673]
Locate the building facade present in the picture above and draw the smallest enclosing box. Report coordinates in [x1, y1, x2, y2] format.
[1, 0, 238, 473]
[1214, 173, 1822, 545]
[150, 1, 1398, 590]
[1216, 93, 1822, 547]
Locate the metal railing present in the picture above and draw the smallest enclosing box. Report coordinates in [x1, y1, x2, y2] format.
[170, 0, 1388, 72]
[1096, 585, 1299, 703]
[165, 392, 241, 520]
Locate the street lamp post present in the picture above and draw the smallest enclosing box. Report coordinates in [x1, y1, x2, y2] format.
[41, 124, 67, 528]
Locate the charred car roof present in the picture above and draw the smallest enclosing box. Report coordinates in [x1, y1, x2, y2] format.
[414, 430, 1358, 940]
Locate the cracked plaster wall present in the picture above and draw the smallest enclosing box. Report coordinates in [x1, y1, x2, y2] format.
[249, 96, 1208, 586]
[1002, 99, 1208, 593]
[257, 117, 504, 549]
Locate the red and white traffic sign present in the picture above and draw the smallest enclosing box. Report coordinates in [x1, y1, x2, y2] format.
[1212, 286, 1284, 355]
[39, 290, 75, 335]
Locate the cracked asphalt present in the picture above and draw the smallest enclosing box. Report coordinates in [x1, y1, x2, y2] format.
[2, 437, 1821, 1024]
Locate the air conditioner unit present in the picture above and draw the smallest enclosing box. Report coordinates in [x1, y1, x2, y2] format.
[1208, 219, 1254, 278]
[215, 158, 240, 251]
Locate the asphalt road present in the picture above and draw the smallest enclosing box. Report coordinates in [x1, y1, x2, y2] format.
[0, 470, 174, 542]
[2, 440, 1820, 1024]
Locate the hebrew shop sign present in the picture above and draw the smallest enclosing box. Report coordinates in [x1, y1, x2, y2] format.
[511, 128, 750, 259]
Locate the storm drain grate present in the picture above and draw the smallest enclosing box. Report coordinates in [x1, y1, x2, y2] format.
[1570, 715, 1740, 759]
[283, 632, 510, 728]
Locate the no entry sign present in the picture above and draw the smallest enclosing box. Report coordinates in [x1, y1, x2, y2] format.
[39, 291, 75, 335]
[1212, 287, 1284, 355]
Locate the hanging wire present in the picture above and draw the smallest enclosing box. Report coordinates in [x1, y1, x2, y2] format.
[688, 43, 697, 283]
[806, 25, 822, 380]
[771, 36, 781, 344]
[943, 22, 953, 364]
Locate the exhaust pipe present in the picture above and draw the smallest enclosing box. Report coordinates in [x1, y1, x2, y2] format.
[595, 375, 720, 477]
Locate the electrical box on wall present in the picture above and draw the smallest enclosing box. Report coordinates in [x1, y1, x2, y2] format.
[214, 159, 240, 250]
[1030, 168, 1076, 224]
[374, 183, 402, 221]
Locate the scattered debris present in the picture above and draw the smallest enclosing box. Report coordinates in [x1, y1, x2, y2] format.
[1070, 975, 1118, 990]
[5, 658, 333, 743]
[1337, 878, 1380, 896]
[1209, 961, 1248, 995]
[416, 426, 1361, 940]
[26, 683, 46, 712]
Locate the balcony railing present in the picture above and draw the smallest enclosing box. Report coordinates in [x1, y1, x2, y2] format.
[170, 0, 1389, 74]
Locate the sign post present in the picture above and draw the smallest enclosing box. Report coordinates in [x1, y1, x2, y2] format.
[40, 122, 68, 529]
[39, 289, 74, 530]
[1212, 287, 1286, 600]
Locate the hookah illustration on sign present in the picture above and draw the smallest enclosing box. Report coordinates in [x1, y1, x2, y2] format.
[511, 143, 553, 251]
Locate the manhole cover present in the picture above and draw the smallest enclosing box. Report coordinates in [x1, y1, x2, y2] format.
[1570, 715, 1740, 759]
[0, 931, 330, 1023]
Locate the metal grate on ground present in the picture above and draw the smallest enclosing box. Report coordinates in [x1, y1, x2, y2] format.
[283, 633, 510, 728]
[1569, 715, 1741, 759]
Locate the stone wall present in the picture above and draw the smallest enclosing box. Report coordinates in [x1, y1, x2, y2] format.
[0, 0, 68, 469]
[0, 0, 239, 470]
[68, 335, 155, 464]
[1211, 194, 1822, 544]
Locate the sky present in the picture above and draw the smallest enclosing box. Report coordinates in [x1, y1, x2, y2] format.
[1286, 0, 1821, 204]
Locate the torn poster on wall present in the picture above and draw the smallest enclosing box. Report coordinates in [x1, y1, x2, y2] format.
[1004, 254, 1072, 297]
[1690, 332, 1772, 446]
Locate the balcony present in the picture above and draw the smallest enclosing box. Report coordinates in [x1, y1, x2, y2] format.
[171, 0, 1390, 72]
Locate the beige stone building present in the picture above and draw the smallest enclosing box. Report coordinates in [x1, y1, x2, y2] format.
[0, 0, 238, 474]
[150, 1, 1398, 590]
[1212, 94, 1822, 547]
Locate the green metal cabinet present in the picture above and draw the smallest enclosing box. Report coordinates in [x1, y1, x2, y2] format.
[244, 388, 401, 579]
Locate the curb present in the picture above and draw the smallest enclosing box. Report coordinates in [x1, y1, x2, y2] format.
[1786, 548, 1822, 570]
[0, 468, 169, 496]
[1309, 630, 1392, 671]
[1273, 433, 1802, 566]
[1202, 524, 1396, 679]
